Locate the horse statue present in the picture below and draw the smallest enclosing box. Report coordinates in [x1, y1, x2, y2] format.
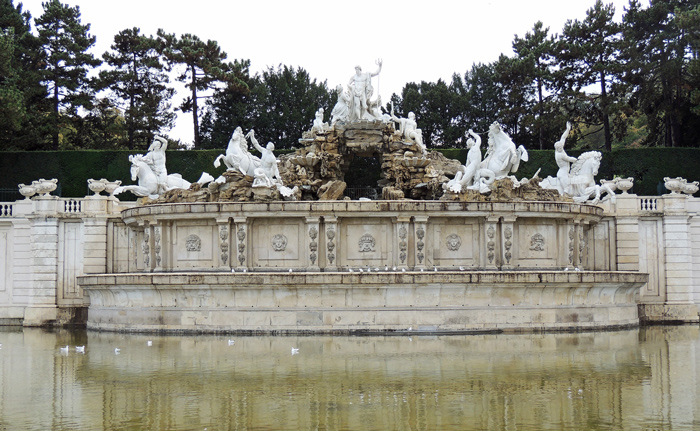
[113, 154, 192, 199]
[542, 151, 615, 205]
[460, 122, 528, 193]
[213, 126, 262, 176]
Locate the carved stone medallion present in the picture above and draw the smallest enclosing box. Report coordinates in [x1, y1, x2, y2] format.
[186, 234, 201, 252]
[446, 233, 462, 251]
[529, 233, 545, 251]
[358, 233, 376, 253]
[272, 234, 288, 252]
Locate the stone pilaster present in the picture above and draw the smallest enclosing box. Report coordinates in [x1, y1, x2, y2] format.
[484, 217, 500, 269]
[395, 216, 411, 269]
[324, 216, 338, 271]
[141, 220, 152, 272]
[305, 216, 321, 271]
[500, 216, 516, 270]
[217, 218, 231, 270]
[614, 194, 641, 272]
[413, 216, 429, 270]
[24, 214, 59, 325]
[233, 217, 248, 271]
[152, 223, 163, 272]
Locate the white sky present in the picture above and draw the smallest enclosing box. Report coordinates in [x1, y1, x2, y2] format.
[17, 0, 639, 145]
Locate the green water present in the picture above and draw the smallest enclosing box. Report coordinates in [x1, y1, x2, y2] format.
[0, 326, 698, 430]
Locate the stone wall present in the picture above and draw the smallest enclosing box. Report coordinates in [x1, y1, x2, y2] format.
[0, 193, 698, 327]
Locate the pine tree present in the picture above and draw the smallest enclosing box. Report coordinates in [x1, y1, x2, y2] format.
[0, 0, 48, 150]
[557, 0, 624, 151]
[158, 30, 248, 149]
[99, 28, 174, 149]
[36, 0, 101, 150]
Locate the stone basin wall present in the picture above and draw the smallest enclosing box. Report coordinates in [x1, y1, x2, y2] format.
[109, 200, 610, 273]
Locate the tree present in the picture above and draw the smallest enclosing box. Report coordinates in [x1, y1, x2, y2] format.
[622, 0, 700, 147]
[512, 21, 557, 149]
[557, 0, 625, 151]
[0, 28, 25, 133]
[35, 0, 100, 150]
[99, 28, 174, 149]
[158, 30, 248, 149]
[0, 0, 49, 150]
[201, 64, 333, 150]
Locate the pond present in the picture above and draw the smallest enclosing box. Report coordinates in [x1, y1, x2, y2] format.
[0, 326, 698, 430]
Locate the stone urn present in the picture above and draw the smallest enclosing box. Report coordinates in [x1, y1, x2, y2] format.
[87, 178, 107, 196]
[18, 183, 37, 200]
[682, 181, 699, 195]
[103, 179, 122, 196]
[664, 177, 686, 194]
[616, 177, 634, 194]
[33, 178, 58, 196]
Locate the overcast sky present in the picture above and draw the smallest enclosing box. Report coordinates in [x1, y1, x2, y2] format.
[18, 0, 641, 145]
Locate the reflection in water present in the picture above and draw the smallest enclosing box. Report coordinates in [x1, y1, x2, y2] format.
[0, 327, 698, 430]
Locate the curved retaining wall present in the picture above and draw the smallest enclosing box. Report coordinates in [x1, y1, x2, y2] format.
[80, 271, 647, 334]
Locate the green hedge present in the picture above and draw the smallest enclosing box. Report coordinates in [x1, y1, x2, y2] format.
[1, 148, 698, 198]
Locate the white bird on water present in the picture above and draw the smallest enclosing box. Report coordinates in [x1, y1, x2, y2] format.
[59, 345, 69, 354]
[114, 348, 121, 354]
[291, 347, 299, 355]
[75, 345, 85, 353]
[147, 340, 153, 347]
[228, 339, 235, 346]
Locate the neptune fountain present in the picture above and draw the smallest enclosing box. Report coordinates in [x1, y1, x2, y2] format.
[78, 63, 649, 334]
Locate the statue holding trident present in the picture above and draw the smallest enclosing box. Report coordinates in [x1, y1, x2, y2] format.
[348, 59, 382, 121]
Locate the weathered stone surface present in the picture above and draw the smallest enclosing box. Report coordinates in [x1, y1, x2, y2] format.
[317, 180, 346, 200]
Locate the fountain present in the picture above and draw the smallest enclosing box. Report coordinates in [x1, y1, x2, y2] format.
[78, 63, 648, 334]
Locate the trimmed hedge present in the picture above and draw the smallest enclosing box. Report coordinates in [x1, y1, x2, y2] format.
[1, 148, 698, 198]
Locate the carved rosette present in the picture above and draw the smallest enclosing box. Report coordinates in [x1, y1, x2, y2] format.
[416, 227, 425, 264]
[486, 224, 496, 264]
[504, 227, 513, 265]
[219, 225, 229, 265]
[154, 226, 162, 267]
[398, 225, 408, 264]
[237, 227, 246, 266]
[309, 226, 318, 265]
[530, 233, 545, 251]
[326, 227, 336, 264]
[568, 226, 575, 266]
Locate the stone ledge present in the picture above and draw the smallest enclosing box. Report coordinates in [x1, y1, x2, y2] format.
[638, 303, 700, 324]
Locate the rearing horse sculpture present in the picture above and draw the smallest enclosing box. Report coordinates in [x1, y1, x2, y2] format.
[113, 155, 191, 199]
[213, 127, 262, 176]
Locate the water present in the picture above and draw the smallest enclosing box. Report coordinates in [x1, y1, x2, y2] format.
[0, 326, 698, 431]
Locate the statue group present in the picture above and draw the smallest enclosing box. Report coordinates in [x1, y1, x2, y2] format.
[113, 62, 618, 205]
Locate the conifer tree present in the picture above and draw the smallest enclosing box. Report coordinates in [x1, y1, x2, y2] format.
[36, 0, 100, 150]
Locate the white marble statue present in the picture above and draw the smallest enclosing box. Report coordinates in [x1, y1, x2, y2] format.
[540, 122, 577, 195]
[331, 85, 351, 125]
[566, 151, 615, 204]
[445, 129, 482, 192]
[247, 130, 282, 185]
[390, 104, 427, 155]
[142, 136, 168, 194]
[214, 126, 262, 176]
[481, 122, 528, 180]
[348, 59, 382, 121]
[113, 154, 191, 199]
[312, 108, 327, 133]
